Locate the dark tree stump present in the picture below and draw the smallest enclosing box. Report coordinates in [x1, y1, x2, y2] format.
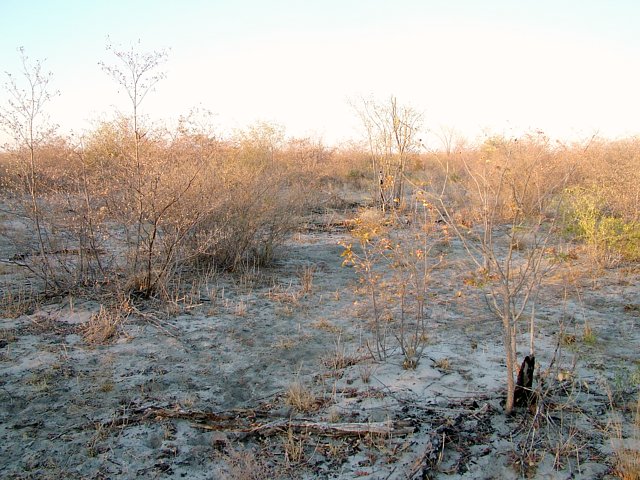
[514, 355, 536, 408]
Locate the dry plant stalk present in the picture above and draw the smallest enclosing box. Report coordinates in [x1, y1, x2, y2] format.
[299, 264, 315, 295]
[284, 427, 306, 465]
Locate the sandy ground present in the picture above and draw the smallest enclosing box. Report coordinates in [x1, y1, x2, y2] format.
[1, 209, 639, 479]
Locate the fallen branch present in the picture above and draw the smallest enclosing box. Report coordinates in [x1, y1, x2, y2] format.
[208, 418, 415, 437]
[90, 405, 415, 439]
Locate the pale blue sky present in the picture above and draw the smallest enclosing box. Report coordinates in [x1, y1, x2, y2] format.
[1, 0, 639, 145]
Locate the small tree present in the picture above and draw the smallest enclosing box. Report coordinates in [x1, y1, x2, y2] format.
[341, 196, 444, 367]
[0, 47, 59, 289]
[100, 40, 207, 297]
[431, 134, 572, 414]
[353, 96, 422, 211]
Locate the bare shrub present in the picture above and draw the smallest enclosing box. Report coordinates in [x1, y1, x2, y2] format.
[0, 49, 63, 290]
[183, 123, 314, 271]
[342, 195, 444, 366]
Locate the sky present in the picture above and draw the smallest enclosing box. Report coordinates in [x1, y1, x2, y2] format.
[1, 0, 639, 147]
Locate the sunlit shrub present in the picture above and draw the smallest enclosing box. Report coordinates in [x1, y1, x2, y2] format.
[563, 187, 640, 262]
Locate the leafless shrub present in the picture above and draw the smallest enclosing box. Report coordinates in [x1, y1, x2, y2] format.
[184, 129, 313, 272]
[352, 95, 422, 210]
[341, 196, 443, 366]
[427, 132, 576, 413]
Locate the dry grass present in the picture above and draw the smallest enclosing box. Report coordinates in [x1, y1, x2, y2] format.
[81, 304, 127, 345]
[358, 362, 374, 384]
[321, 336, 360, 371]
[214, 445, 276, 480]
[611, 393, 640, 480]
[299, 264, 315, 295]
[285, 380, 318, 413]
[0, 285, 38, 319]
[312, 317, 342, 334]
[284, 426, 306, 465]
[267, 282, 304, 305]
[615, 449, 640, 480]
[233, 299, 247, 317]
[433, 357, 451, 372]
[272, 336, 297, 350]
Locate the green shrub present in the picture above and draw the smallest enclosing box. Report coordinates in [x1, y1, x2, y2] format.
[563, 187, 640, 261]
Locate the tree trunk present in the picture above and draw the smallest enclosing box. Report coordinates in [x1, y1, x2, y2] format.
[502, 287, 516, 414]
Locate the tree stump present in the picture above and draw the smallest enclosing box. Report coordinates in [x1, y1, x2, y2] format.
[514, 355, 536, 408]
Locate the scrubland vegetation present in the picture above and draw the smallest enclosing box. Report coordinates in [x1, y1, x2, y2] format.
[1, 46, 639, 479]
[3, 118, 639, 298]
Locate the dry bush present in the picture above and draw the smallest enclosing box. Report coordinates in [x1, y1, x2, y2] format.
[428, 131, 574, 413]
[181, 132, 316, 272]
[430, 133, 572, 225]
[77, 118, 213, 295]
[0, 47, 325, 299]
[1, 117, 324, 297]
[571, 137, 640, 221]
[424, 134, 640, 263]
[315, 143, 372, 192]
[2, 149, 113, 290]
[342, 199, 444, 366]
